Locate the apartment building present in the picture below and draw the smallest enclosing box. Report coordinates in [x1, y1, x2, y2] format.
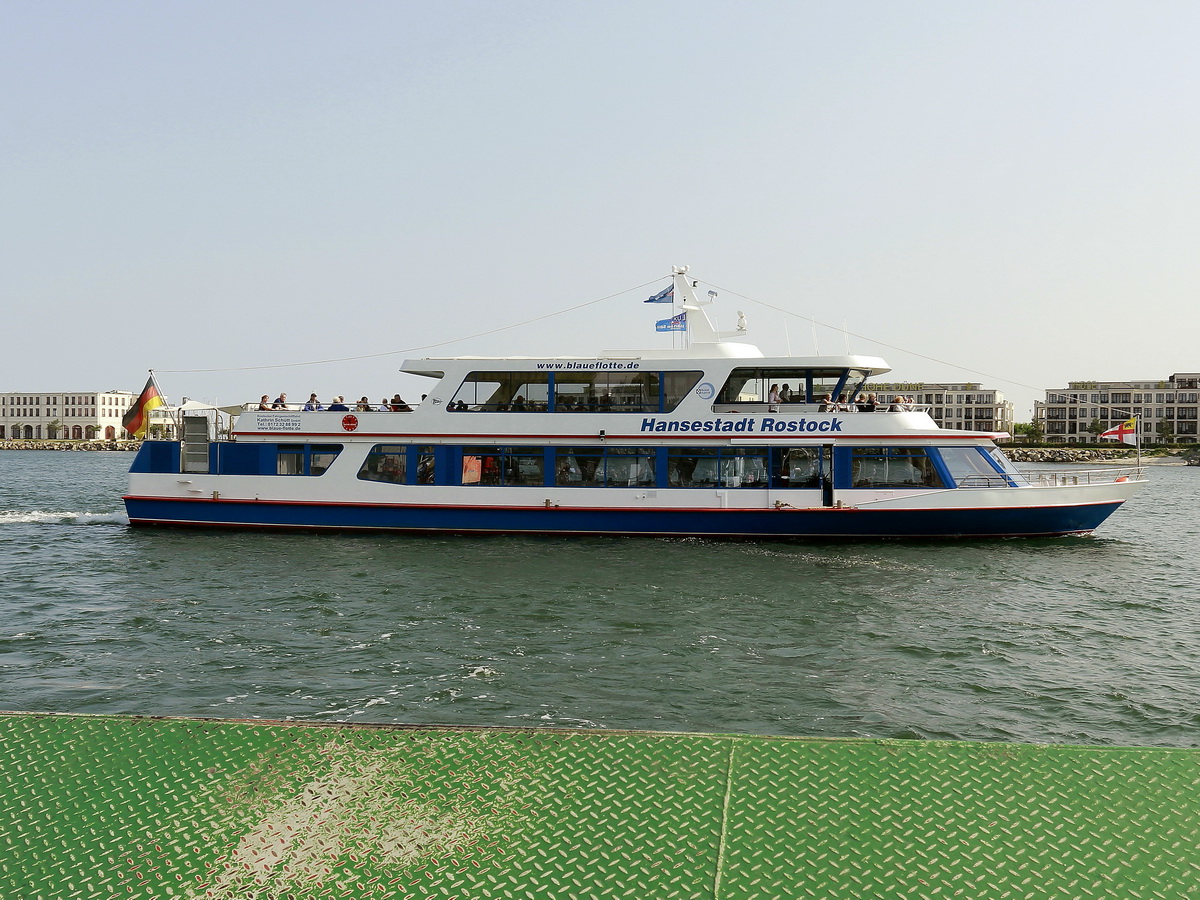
[1036, 374, 1200, 444]
[0, 391, 137, 440]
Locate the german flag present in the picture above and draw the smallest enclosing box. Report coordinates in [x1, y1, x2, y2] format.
[122, 374, 166, 438]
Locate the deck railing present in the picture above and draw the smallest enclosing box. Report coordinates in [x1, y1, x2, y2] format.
[957, 468, 1146, 489]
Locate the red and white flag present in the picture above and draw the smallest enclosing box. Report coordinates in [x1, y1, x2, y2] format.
[1099, 416, 1138, 445]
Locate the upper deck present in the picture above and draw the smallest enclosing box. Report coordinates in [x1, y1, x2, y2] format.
[226, 268, 1002, 444]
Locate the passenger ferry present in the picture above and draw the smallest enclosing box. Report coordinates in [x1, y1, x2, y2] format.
[125, 268, 1145, 538]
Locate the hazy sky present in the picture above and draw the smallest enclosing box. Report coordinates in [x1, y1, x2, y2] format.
[4, 1, 1198, 418]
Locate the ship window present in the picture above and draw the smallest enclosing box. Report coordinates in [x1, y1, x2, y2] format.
[936, 446, 1005, 487]
[850, 447, 943, 488]
[667, 448, 768, 488]
[451, 372, 550, 411]
[461, 447, 547, 486]
[555, 447, 604, 486]
[358, 444, 408, 483]
[277, 445, 304, 475]
[717, 367, 869, 405]
[417, 446, 436, 484]
[551, 371, 701, 412]
[309, 445, 343, 475]
[450, 370, 701, 413]
[603, 448, 655, 486]
[552, 447, 654, 486]
[778, 447, 825, 488]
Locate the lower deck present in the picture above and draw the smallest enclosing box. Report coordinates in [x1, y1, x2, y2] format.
[126, 438, 1143, 537]
[0, 712, 1194, 898]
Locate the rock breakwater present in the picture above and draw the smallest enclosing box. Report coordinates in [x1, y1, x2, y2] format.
[0, 440, 139, 452]
[1005, 447, 1140, 463]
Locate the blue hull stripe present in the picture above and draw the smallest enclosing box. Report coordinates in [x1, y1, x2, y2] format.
[124, 496, 1124, 538]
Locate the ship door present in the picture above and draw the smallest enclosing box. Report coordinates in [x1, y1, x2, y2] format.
[821, 444, 835, 507]
[181, 415, 211, 474]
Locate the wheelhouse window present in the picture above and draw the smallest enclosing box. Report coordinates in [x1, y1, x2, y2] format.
[358, 444, 408, 483]
[850, 447, 944, 488]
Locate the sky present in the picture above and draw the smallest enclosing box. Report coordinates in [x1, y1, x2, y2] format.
[3, 1, 1199, 420]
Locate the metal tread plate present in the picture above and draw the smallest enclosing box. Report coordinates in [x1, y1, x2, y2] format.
[0, 713, 1196, 898]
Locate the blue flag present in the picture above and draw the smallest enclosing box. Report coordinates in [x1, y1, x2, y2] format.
[655, 312, 687, 332]
[645, 285, 674, 304]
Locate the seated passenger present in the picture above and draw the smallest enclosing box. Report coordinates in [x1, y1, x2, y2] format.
[389, 394, 413, 412]
[379, 398, 391, 411]
[780, 383, 792, 402]
[818, 393, 834, 412]
[303, 393, 323, 411]
[857, 392, 878, 412]
[258, 395, 271, 410]
[511, 395, 527, 411]
[271, 393, 288, 409]
[837, 393, 853, 412]
[356, 396, 372, 411]
[328, 395, 349, 411]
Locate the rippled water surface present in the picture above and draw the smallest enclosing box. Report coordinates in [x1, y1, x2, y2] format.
[2, 450, 1198, 747]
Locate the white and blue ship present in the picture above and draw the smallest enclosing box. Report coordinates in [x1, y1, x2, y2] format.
[125, 268, 1145, 538]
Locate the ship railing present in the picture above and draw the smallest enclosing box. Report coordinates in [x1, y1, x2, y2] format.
[235, 403, 414, 412]
[712, 402, 932, 413]
[961, 467, 1146, 489]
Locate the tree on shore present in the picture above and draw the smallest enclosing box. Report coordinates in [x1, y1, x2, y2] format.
[1012, 421, 1044, 442]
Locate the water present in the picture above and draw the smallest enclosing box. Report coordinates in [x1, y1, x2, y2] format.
[1, 450, 1198, 748]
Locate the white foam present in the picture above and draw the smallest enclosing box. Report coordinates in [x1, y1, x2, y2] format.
[0, 510, 128, 526]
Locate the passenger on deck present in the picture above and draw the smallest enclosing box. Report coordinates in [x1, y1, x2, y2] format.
[512, 395, 527, 411]
[780, 383, 792, 402]
[857, 393, 878, 412]
[303, 393, 323, 411]
[356, 396, 373, 411]
[768, 384, 780, 410]
[819, 393, 834, 412]
[379, 398, 391, 411]
[271, 393, 288, 409]
[328, 396, 349, 411]
[258, 395, 271, 410]
[390, 394, 413, 412]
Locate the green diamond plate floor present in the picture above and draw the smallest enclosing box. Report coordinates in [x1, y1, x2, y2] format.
[0, 713, 1197, 898]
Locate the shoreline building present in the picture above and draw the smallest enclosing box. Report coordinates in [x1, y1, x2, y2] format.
[1036, 374, 1200, 444]
[868, 382, 1015, 437]
[0, 391, 137, 440]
